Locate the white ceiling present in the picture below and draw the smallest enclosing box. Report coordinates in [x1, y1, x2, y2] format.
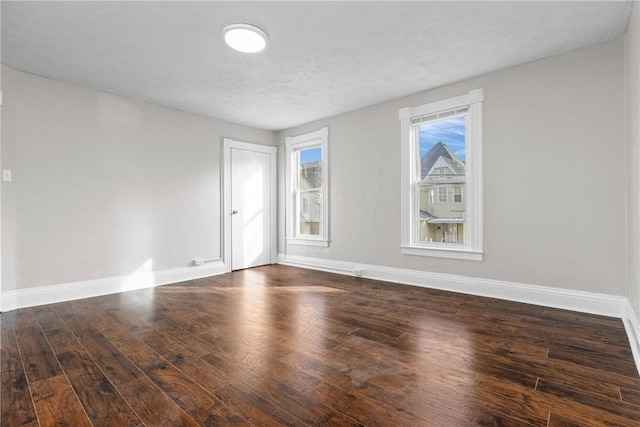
[1, 1, 633, 131]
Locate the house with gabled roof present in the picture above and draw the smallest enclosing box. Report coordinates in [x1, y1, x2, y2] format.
[420, 141, 465, 180]
[419, 142, 466, 243]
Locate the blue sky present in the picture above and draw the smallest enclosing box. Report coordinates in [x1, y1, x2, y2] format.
[300, 146, 321, 164]
[419, 116, 466, 161]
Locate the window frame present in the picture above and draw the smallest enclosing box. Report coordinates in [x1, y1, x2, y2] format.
[453, 186, 463, 203]
[285, 127, 329, 247]
[438, 186, 448, 203]
[399, 89, 484, 261]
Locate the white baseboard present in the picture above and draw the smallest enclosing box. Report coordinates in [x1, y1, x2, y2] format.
[278, 253, 640, 374]
[1, 261, 227, 312]
[277, 253, 627, 317]
[623, 301, 640, 376]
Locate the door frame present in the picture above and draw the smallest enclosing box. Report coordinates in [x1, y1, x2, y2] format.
[222, 138, 278, 272]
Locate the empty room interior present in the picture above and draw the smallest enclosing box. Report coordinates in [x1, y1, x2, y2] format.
[3, 1, 640, 426]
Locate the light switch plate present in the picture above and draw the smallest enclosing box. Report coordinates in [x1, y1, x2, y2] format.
[3, 170, 12, 182]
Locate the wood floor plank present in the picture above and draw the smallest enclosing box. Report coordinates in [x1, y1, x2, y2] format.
[119, 377, 200, 427]
[542, 393, 640, 427]
[536, 377, 640, 421]
[280, 350, 374, 395]
[520, 312, 630, 346]
[195, 403, 252, 427]
[65, 362, 143, 427]
[310, 380, 435, 426]
[547, 411, 591, 426]
[620, 385, 640, 406]
[547, 343, 638, 377]
[257, 377, 363, 426]
[393, 368, 486, 424]
[1, 324, 38, 426]
[66, 326, 142, 387]
[104, 307, 153, 335]
[471, 410, 538, 427]
[35, 309, 143, 426]
[472, 374, 550, 425]
[36, 310, 97, 372]
[214, 382, 303, 426]
[511, 323, 634, 360]
[14, 325, 62, 384]
[455, 333, 549, 359]
[201, 348, 321, 396]
[137, 329, 230, 391]
[536, 370, 624, 401]
[30, 375, 92, 427]
[12, 308, 41, 329]
[468, 345, 640, 391]
[148, 317, 213, 357]
[88, 308, 147, 349]
[117, 340, 238, 425]
[540, 308, 625, 329]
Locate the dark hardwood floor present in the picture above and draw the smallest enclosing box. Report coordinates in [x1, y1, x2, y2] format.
[1, 265, 639, 426]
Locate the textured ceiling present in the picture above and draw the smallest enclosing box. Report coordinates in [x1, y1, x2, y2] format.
[1, 1, 633, 131]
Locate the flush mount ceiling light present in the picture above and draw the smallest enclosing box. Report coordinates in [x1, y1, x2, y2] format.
[223, 23, 268, 53]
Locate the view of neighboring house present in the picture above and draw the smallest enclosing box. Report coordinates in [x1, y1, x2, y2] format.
[299, 160, 322, 235]
[419, 141, 466, 243]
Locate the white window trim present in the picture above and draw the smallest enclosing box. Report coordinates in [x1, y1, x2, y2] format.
[285, 127, 329, 247]
[399, 89, 483, 261]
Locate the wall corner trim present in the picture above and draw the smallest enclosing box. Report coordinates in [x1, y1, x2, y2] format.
[623, 301, 640, 376]
[0, 261, 227, 312]
[277, 253, 639, 375]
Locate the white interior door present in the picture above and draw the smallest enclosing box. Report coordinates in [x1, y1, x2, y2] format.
[226, 140, 277, 271]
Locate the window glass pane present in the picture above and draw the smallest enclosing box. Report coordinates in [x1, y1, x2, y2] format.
[299, 190, 321, 235]
[417, 115, 466, 244]
[418, 186, 465, 243]
[298, 147, 322, 191]
[298, 146, 322, 235]
[453, 186, 463, 203]
[419, 115, 466, 180]
[438, 187, 447, 203]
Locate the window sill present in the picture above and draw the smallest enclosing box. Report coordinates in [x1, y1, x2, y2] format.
[287, 238, 329, 248]
[401, 245, 483, 261]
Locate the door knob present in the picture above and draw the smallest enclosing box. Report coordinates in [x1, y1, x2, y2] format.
[232, 210, 239, 215]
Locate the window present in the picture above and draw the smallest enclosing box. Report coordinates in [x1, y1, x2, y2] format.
[453, 186, 463, 203]
[399, 89, 483, 260]
[438, 187, 448, 203]
[285, 127, 329, 247]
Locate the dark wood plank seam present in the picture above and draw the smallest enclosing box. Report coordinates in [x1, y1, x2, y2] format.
[51, 310, 158, 426]
[87, 311, 245, 425]
[36, 310, 144, 427]
[12, 325, 44, 427]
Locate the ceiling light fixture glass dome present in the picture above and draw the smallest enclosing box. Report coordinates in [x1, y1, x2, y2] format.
[223, 23, 268, 53]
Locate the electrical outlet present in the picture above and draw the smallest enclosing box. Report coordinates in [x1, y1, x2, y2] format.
[192, 259, 204, 266]
[354, 269, 363, 277]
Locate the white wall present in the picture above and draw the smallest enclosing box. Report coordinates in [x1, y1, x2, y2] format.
[626, 2, 640, 316]
[1, 38, 632, 305]
[1, 66, 276, 292]
[279, 40, 626, 296]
